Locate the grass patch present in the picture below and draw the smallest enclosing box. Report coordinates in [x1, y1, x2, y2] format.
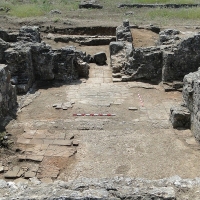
[0, 0, 79, 18]
[9, 4, 45, 18]
[147, 7, 200, 20]
[1, 0, 200, 19]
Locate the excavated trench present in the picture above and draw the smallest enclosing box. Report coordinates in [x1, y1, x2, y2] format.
[1, 25, 200, 199]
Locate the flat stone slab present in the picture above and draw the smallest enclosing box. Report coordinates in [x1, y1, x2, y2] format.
[0, 166, 4, 173]
[4, 167, 20, 178]
[186, 137, 199, 145]
[45, 146, 76, 157]
[26, 155, 44, 162]
[19, 155, 44, 162]
[53, 139, 72, 146]
[14, 178, 29, 184]
[66, 133, 74, 140]
[17, 137, 31, 144]
[24, 171, 36, 178]
[73, 140, 79, 146]
[40, 178, 53, 184]
[113, 78, 122, 82]
[129, 107, 138, 110]
[63, 102, 73, 108]
[17, 170, 25, 177]
[54, 103, 62, 109]
[62, 106, 68, 110]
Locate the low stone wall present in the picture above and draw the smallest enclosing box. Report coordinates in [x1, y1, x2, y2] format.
[43, 26, 116, 36]
[0, 64, 16, 121]
[47, 33, 116, 46]
[110, 21, 200, 86]
[5, 45, 34, 94]
[0, 29, 18, 43]
[0, 39, 9, 63]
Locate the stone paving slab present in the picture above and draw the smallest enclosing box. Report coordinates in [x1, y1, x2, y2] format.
[37, 156, 67, 179]
[17, 138, 31, 144]
[4, 166, 20, 178]
[44, 145, 76, 157]
[24, 171, 36, 178]
[53, 139, 72, 146]
[26, 155, 44, 162]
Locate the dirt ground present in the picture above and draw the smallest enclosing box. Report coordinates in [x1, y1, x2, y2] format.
[2, 37, 200, 181]
[131, 28, 159, 47]
[1, 10, 200, 183]
[3, 59, 200, 181]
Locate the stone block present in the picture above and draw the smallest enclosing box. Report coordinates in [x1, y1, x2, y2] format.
[24, 171, 36, 178]
[4, 166, 20, 178]
[0, 64, 17, 120]
[18, 26, 41, 42]
[110, 42, 124, 55]
[94, 52, 107, 65]
[170, 105, 191, 129]
[53, 139, 72, 146]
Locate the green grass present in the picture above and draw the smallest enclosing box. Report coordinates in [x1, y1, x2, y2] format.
[147, 7, 200, 20]
[9, 4, 45, 17]
[0, 0, 79, 18]
[1, 0, 200, 20]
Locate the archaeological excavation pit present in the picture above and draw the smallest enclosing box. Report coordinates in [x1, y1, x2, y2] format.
[1, 21, 200, 199]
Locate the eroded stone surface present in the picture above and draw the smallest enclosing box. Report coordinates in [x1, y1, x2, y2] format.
[0, 64, 16, 120]
[182, 68, 200, 141]
[2, 176, 200, 199]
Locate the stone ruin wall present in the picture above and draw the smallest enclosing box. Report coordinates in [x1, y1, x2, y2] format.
[110, 21, 200, 142]
[0, 26, 89, 121]
[110, 21, 200, 88]
[182, 70, 200, 141]
[170, 66, 200, 143]
[0, 64, 16, 121]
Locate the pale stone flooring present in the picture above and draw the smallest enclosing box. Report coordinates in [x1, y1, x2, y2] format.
[3, 63, 200, 182]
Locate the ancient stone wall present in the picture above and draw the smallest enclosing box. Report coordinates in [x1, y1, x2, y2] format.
[0, 26, 89, 94]
[5, 45, 34, 94]
[110, 21, 200, 86]
[162, 34, 200, 82]
[182, 69, 200, 141]
[0, 64, 16, 120]
[0, 39, 9, 63]
[0, 26, 89, 122]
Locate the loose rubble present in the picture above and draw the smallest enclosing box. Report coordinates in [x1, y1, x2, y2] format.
[1, 176, 200, 199]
